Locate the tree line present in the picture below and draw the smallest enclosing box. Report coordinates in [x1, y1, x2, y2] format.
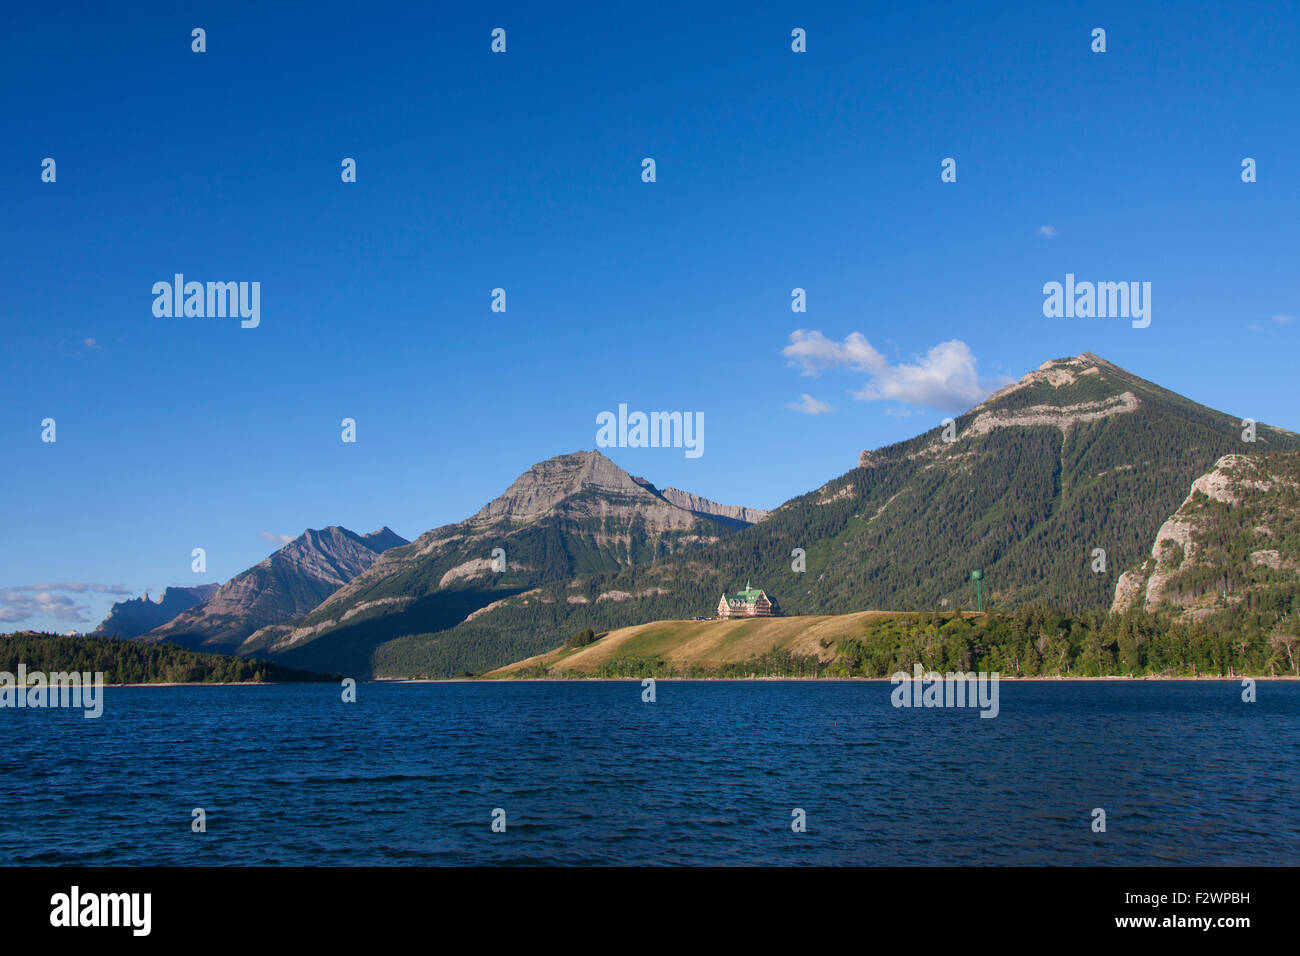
[0, 632, 333, 684]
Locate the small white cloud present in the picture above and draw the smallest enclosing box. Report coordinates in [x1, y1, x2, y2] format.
[787, 393, 833, 416]
[1272, 314, 1297, 325]
[852, 340, 1007, 411]
[783, 330, 885, 377]
[783, 332, 1010, 413]
[1037, 225, 1058, 238]
[258, 532, 294, 547]
[82, 337, 102, 350]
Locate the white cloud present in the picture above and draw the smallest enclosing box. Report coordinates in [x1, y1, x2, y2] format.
[787, 393, 833, 416]
[1272, 314, 1297, 325]
[258, 532, 294, 547]
[1037, 225, 1058, 237]
[852, 340, 1004, 410]
[784, 332, 1009, 413]
[4, 582, 131, 595]
[0, 590, 91, 624]
[783, 330, 885, 377]
[82, 337, 102, 350]
[0, 582, 133, 627]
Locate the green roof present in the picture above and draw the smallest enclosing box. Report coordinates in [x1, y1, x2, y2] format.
[722, 587, 767, 605]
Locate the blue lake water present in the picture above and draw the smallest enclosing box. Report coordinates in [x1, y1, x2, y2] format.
[2, 680, 1297, 865]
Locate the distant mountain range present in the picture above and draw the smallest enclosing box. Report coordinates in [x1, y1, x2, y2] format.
[85, 352, 1300, 680]
[136, 526, 407, 653]
[93, 584, 220, 638]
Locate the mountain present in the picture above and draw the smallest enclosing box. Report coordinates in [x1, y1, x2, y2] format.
[93, 584, 220, 638]
[145, 526, 408, 653]
[243, 451, 764, 676]
[360, 352, 1299, 678]
[1113, 450, 1300, 619]
[632, 478, 770, 528]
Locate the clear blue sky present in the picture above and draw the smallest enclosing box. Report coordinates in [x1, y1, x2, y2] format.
[3, 1, 1298, 631]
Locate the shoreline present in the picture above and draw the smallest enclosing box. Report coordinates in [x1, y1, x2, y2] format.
[377, 674, 1298, 684]
[72, 674, 1299, 687]
[102, 680, 321, 688]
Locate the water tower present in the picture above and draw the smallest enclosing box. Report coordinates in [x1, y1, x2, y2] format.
[970, 569, 984, 612]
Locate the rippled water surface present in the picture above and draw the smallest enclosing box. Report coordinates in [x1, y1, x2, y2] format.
[3, 680, 1297, 865]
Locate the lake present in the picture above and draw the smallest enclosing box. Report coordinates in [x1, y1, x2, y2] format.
[3, 680, 1296, 865]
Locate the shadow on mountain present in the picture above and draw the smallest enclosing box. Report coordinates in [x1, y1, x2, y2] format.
[270, 586, 531, 678]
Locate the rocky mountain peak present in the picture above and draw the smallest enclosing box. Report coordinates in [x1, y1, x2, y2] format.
[471, 450, 655, 524]
[361, 526, 407, 552]
[858, 353, 1143, 468]
[145, 523, 408, 652]
[980, 352, 1116, 407]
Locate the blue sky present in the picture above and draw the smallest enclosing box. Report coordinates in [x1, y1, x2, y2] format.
[3, 1, 1298, 632]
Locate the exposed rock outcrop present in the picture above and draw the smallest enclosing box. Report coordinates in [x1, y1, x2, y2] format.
[1113, 453, 1300, 614]
[632, 479, 769, 525]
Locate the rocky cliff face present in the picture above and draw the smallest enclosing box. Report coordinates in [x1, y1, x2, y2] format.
[1113, 452, 1300, 616]
[93, 584, 220, 638]
[631, 478, 770, 526]
[145, 526, 407, 652]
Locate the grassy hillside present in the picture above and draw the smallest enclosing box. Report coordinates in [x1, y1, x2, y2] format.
[484, 611, 897, 677]
[481, 601, 1300, 679]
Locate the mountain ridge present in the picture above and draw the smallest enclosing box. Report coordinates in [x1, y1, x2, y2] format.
[93, 584, 220, 638]
[144, 525, 409, 653]
[630, 476, 771, 526]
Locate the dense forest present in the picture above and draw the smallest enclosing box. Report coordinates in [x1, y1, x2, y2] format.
[832, 602, 1300, 677]
[508, 601, 1300, 680]
[0, 632, 332, 684]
